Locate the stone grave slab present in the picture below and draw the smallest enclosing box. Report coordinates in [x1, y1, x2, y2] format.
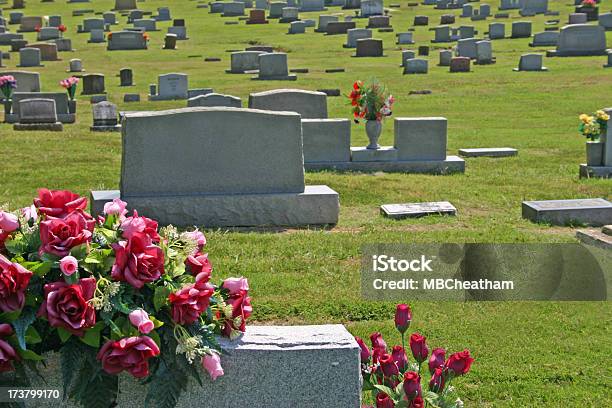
[381, 201, 457, 219]
[522, 198, 612, 226]
[458, 147, 518, 157]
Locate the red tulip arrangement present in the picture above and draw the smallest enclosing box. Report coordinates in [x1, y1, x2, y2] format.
[0, 189, 251, 407]
[356, 304, 474, 408]
[348, 80, 394, 123]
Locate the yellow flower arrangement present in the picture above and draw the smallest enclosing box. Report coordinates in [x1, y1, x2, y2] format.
[595, 110, 610, 122]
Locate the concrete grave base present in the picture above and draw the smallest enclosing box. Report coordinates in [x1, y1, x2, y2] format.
[513, 67, 548, 71]
[5, 112, 75, 124]
[91, 186, 339, 228]
[305, 155, 465, 174]
[522, 198, 612, 226]
[546, 48, 610, 57]
[26, 325, 361, 408]
[579, 164, 612, 179]
[459, 147, 518, 157]
[251, 74, 297, 80]
[13, 122, 63, 131]
[90, 124, 121, 132]
[576, 228, 612, 250]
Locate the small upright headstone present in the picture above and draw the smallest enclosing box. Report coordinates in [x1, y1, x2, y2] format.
[439, 49, 452, 66]
[355, 38, 383, 57]
[511, 21, 532, 38]
[252, 53, 297, 80]
[513, 53, 547, 71]
[68, 59, 83, 72]
[163, 34, 177, 49]
[91, 101, 121, 132]
[450, 56, 470, 72]
[81, 73, 106, 95]
[18, 47, 42, 67]
[120, 68, 133, 86]
[403, 58, 428, 74]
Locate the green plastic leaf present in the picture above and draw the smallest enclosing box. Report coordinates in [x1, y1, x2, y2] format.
[373, 384, 396, 399]
[13, 307, 36, 350]
[18, 348, 45, 361]
[153, 286, 171, 311]
[25, 326, 42, 344]
[79, 322, 105, 348]
[149, 315, 164, 328]
[0, 310, 21, 322]
[57, 327, 72, 343]
[4, 237, 28, 256]
[70, 244, 89, 260]
[61, 340, 84, 400]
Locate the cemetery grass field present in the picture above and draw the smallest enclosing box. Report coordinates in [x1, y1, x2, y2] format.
[1, 0, 611, 405]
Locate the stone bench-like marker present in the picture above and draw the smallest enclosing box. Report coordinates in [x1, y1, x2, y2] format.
[458, 148, 518, 157]
[13, 98, 63, 131]
[306, 117, 465, 174]
[381, 202, 457, 219]
[5, 92, 75, 123]
[91, 107, 339, 227]
[28, 325, 360, 407]
[522, 198, 612, 226]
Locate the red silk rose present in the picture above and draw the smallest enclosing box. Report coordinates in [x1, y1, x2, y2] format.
[380, 352, 399, 377]
[394, 304, 411, 334]
[376, 392, 395, 408]
[34, 189, 87, 218]
[429, 366, 445, 393]
[391, 345, 408, 372]
[410, 333, 429, 364]
[221, 283, 252, 337]
[355, 336, 371, 363]
[445, 349, 474, 377]
[0, 254, 33, 313]
[169, 272, 214, 325]
[0, 323, 18, 372]
[409, 396, 424, 408]
[403, 371, 422, 400]
[185, 253, 212, 277]
[38, 277, 96, 336]
[370, 332, 387, 363]
[111, 232, 164, 289]
[97, 336, 160, 378]
[429, 347, 446, 375]
[39, 210, 94, 257]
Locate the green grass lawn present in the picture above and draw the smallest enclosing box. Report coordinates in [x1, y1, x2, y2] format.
[1, 0, 611, 405]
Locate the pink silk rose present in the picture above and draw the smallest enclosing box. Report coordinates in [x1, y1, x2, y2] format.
[201, 352, 224, 381]
[103, 198, 128, 219]
[128, 309, 154, 334]
[221, 283, 252, 337]
[120, 210, 160, 243]
[0, 254, 33, 313]
[97, 336, 160, 378]
[59, 255, 78, 276]
[38, 277, 96, 336]
[221, 277, 249, 296]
